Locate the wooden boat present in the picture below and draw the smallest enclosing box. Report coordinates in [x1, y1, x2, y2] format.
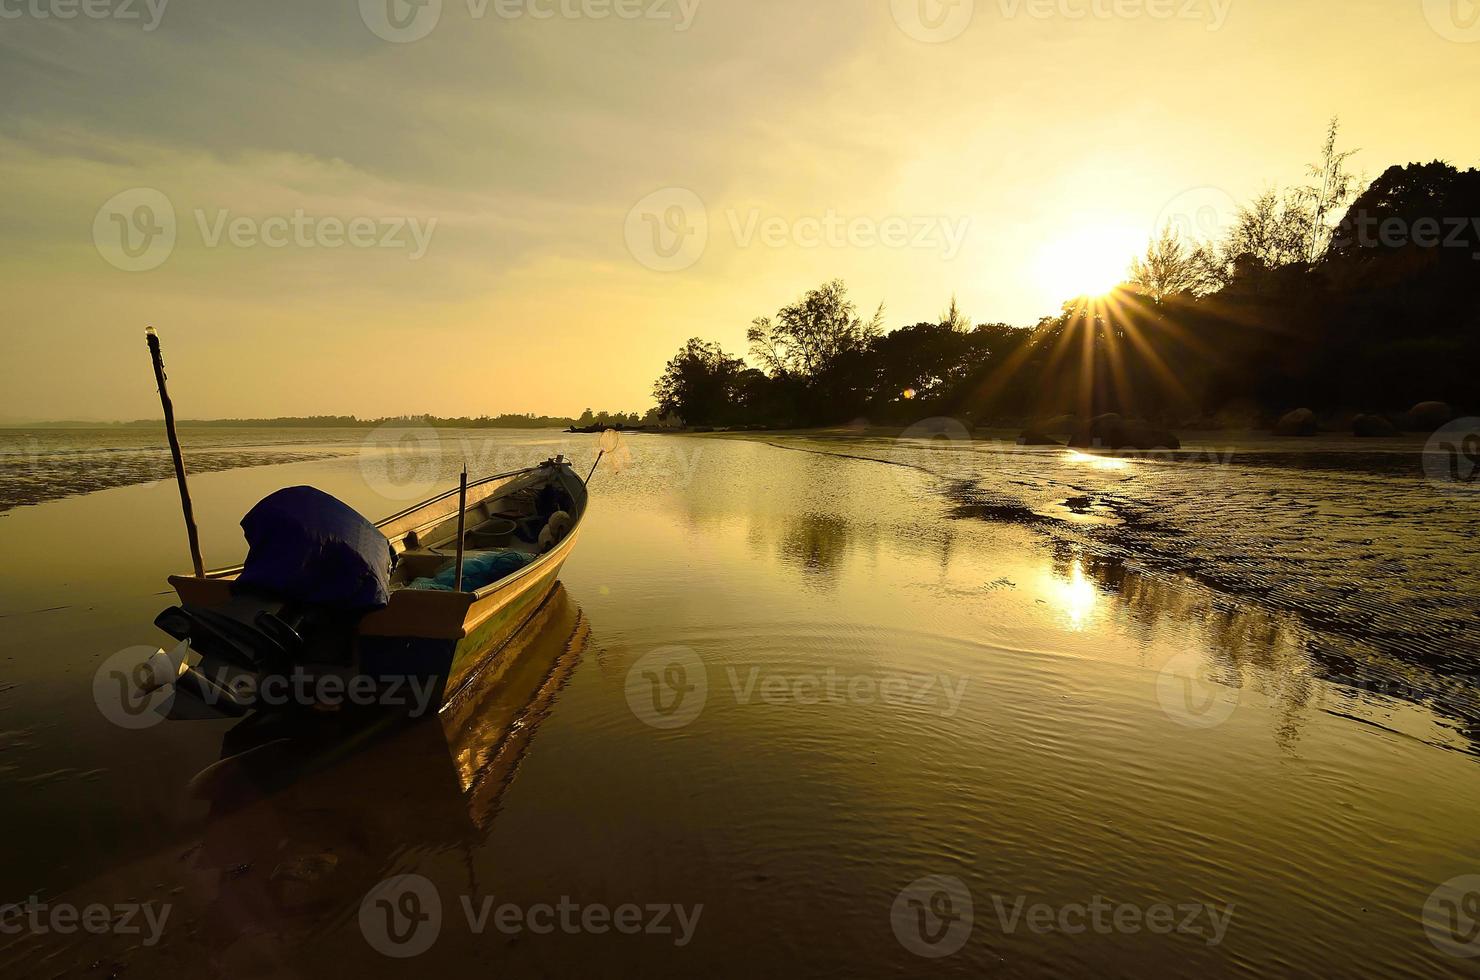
[141, 457, 587, 721]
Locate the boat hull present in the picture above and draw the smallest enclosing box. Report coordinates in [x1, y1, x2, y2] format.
[354, 524, 580, 711]
[160, 460, 587, 720]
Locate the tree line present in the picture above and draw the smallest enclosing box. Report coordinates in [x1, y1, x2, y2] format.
[91, 412, 648, 429]
[653, 121, 1479, 429]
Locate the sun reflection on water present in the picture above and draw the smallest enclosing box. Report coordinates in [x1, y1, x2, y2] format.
[1045, 557, 1100, 630]
[1065, 449, 1132, 471]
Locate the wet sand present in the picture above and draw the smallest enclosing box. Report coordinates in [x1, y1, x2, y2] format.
[0, 428, 353, 513]
[757, 429, 1480, 754]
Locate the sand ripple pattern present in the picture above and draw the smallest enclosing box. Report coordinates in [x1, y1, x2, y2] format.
[0, 429, 352, 512]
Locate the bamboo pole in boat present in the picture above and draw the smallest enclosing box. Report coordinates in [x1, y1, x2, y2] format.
[453, 466, 468, 592]
[145, 327, 205, 577]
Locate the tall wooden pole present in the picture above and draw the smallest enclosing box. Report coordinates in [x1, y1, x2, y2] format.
[145, 327, 205, 577]
[453, 466, 468, 592]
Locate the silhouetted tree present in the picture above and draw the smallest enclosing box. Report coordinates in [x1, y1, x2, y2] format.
[1299, 116, 1361, 262]
[650, 136, 1477, 427]
[1224, 188, 1311, 270]
[747, 279, 884, 380]
[1130, 225, 1224, 302]
[652, 339, 748, 426]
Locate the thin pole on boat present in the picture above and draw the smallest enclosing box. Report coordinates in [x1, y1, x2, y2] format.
[453, 465, 468, 592]
[145, 327, 205, 577]
[585, 450, 604, 483]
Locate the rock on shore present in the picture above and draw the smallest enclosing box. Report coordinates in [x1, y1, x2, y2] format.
[1068, 413, 1180, 450]
[1274, 408, 1318, 436]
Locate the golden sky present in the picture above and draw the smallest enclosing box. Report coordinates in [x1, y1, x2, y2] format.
[2, 0, 1477, 420]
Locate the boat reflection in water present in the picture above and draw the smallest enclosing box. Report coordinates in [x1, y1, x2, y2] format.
[6, 586, 589, 978]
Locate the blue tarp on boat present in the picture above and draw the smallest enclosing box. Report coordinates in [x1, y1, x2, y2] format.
[235, 486, 394, 610]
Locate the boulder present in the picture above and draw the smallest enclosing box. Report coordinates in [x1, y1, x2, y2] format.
[1404, 401, 1453, 432]
[1352, 414, 1398, 437]
[1068, 413, 1122, 448]
[1069, 413, 1180, 450]
[1135, 425, 1180, 450]
[1274, 408, 1318, 436]
[1016, 430, 1062, 446]
[1038, 414, 1079, 436]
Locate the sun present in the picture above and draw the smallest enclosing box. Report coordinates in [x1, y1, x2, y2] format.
[1034, 225, 1143, 301]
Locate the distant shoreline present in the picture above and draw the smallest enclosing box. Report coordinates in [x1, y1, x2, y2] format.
[3, 417, 586, 430]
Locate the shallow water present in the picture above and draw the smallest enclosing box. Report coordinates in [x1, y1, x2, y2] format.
[1, 428, 1477, 977]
